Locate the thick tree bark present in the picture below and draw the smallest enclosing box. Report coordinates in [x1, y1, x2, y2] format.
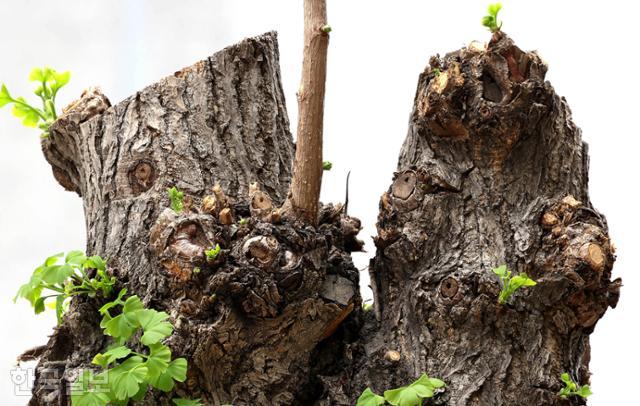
[336, 32, 620, 406]
[31, 32, 361, 405]
[26, 31, 619, 406]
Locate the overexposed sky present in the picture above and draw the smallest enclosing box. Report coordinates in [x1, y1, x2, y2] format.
[0, 1, 638, 404]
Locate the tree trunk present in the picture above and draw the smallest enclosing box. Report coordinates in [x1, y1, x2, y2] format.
[26, 31, 619, 406]
[32, 31, 362, 406]
[339, 32, 621, 406]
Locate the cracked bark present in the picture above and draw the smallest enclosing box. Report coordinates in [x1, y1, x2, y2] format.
[31, 32, 362, 406]
[26, 31, 619, 406]
[335, 32, 620, 406]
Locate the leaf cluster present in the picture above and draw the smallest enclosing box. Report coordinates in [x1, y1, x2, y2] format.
[71, 289, 188, 405]
[492, 265, 536, 304]
[357, 374, 446, 406]
[205, 244, 221, 261]
[167, 187, 185, 213]
[0, 67, 70, 137]
[15, 251, 115, 324]
[481, 3, 503, 33]
[323, 161, 332, 171]
[559, 373, 592, 399]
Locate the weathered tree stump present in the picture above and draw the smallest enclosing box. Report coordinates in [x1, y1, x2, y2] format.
[337, 32, 620, 406]
[27, 31, 619, 406]
[31, 32, 362, 405]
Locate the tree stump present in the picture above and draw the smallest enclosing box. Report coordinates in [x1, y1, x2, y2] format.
[31, 32, 362, 405]
[340, 32, 621, 406]
[26, 31, 619, 406]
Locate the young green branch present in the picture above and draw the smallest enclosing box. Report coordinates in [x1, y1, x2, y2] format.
[0, 67, 70, 138]
[15, 251, 115, 324]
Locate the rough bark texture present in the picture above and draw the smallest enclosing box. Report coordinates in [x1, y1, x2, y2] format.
[283, 0, 330, 224]
[26, 31, 620, 406]
[30, 32, 362, 405]
[333, 32, 620, 406]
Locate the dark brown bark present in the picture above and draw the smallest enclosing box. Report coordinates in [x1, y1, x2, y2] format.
[25, 31, 619, 406]
[283, 0, 330, 224]
[31, 32, 361, 406]
[329, 32, 620, 406]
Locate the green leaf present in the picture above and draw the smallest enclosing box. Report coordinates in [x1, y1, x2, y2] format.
[167, 187, 184, 213]
[492, 265, 507, 278]
[11, 98, 42, 127]
[66, 250, 87, 266]
[173, 399, 203, 406]
[85, 255, 107, 271]
[92, 345, 132, 368]
[576, 385, 592, 398]
[34, 297, 46, 314]
[123, 294, 144, 314]
[488, 3, 502, 17]
[55, 295, 65, 324]
[28, 67, 55, 83]
[70, 370, 110, 406]
[41, 264, 74, 285]
[99, 288, 127, 315]
[560, 373, 571, 384]
[137, 309, 173, 345]
[150, 356, 187, 392]
[108, 356, 149, 401]
[29, 67, 46, 82]
[205, 244, 221, 261]
[384, 385, 419, 406]
[511, 273, 537, 288]
[356, 388, 385, 406]
[323, 161, 333, 170]
[145, 343, 171, 381]
[428, 377, 446, 389]
[45, 253, 64, 266]
[51, 71, 71, 92]
[166, 358, 188, 382]
[15, 274, 43, 306]
[101, 295, 144, 340]
[383, 374, 441, 406]
[0, 84, 12, 107]
[131, 383, 149, 401]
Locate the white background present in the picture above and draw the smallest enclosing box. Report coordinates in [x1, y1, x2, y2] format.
[0, 1, 637, 404]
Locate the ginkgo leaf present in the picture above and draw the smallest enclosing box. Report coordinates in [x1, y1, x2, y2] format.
[70, 370, 110, 406]
[51, 71, 71, 92]
[108, 356, 149, 401]
[145, 343, 172, 382]
[85, 255, 107, 271]
[66, 250, 87, 266]
[41, 264, 74, 285]
[137, 309, 173, 345]
[356, 387, 385, 406]
[11, 98, 41, 127]
[92, 346, 132, 368]
[99, 289, 127, 315]
[0, 84, 12, 107]
[383, 374, 442, 406]
[151, 357, 188, 392]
